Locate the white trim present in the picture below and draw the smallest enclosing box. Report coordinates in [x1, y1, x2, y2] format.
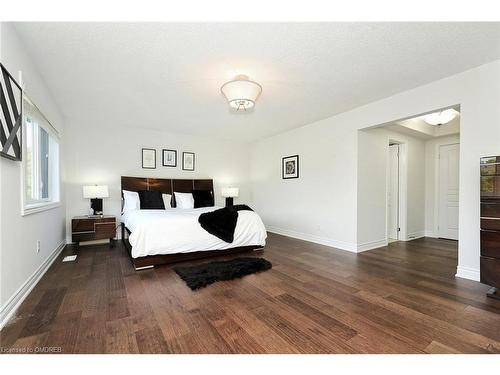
[357, 238, 388, 252]
[455, 265, 480, 282]
[398, 142, 408, 240]
[266, 226, 358, 253]
[385, 136, 408, 243]
[0, 241, 66, 330]
[433, 142, 441, 237]
[386, 142, 399, 240]
[401, 230, 426, 241]
[424, 230, 438, 238]
[23, 93, 60, 138]
[267, 227, 388, 253]
[21, 201, 61, 216]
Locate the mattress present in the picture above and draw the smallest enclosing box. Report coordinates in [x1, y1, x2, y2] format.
[121, 207, 267, 258]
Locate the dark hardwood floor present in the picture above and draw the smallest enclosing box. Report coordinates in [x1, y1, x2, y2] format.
[2, 233, 500, 354]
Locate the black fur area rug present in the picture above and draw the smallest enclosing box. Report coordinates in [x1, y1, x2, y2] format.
[173, 257, 272, 290]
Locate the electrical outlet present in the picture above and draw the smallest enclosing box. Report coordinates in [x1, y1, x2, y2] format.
[36, 240, 40, 253]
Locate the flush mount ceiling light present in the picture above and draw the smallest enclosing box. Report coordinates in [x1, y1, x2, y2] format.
[424, 109, 458, 126]
[220, 74, 262, 111]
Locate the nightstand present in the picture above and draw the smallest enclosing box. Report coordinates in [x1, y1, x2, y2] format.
[71, 215, 116, 249]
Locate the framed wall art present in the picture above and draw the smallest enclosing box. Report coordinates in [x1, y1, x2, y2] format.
[142, 148, 156, 169]
[182, 152, 195, 171]
[162, 149, 177, 167]
[0, 63, 23, 161]
[282, 155, 299, 179]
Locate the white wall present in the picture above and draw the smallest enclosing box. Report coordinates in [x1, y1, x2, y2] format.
[64, 120, 252, 241]
[0, 23, 66, 325]
[250, 60, 500, 281]
[250, 117, 358, 250]
[356, 128, 388, 249]
[424, 134, 461, 237]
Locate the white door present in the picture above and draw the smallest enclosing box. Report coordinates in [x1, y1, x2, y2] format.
[438, 143, 460, 240]
[388, 144, 400, 240]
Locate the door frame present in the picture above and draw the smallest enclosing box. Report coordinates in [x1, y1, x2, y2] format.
[385, 138, 408, 242]
[435, 141, 460, 239]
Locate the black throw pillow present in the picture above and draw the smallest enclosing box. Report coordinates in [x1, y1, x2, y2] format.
[192, 190, 214, 208]
[138, 190, 165, 209]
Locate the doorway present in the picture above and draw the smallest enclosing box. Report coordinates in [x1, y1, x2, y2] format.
[358, 106, 460, 279]
[438, 143, 460, 240]
[388, 143, 400, 241]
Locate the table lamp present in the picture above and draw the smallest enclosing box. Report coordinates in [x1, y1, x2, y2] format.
[83, 185, 109, 216]
[221, 187, 239, 207]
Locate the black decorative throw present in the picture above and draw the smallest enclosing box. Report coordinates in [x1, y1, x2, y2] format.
[174, 257, 272, 290]
[198, 205, 253, 243]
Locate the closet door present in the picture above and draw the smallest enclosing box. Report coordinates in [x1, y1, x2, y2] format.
[438, 143, 459, 240]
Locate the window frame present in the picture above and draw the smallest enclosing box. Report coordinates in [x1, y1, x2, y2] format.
[21, 96, 61, 216]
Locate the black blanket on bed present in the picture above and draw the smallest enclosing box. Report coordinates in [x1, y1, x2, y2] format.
[198, 205, 254, 243]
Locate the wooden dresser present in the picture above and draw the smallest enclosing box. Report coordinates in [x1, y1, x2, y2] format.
[480, 156, 500, 300]
[72, 215, 116, 249]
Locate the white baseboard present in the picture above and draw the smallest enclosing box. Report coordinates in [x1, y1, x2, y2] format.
[424, 230, 438, 238]
[401, 230, 426, 241]
[357, 239, 388, 252]
[266, 226, 358, 253]
[0, 240, 66, 330]
[455, 265, 480, 282]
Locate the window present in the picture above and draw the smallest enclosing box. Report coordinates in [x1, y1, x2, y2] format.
[22, 97, 60, 215]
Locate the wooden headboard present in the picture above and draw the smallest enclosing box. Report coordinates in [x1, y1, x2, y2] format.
[121, 176, 214, 207]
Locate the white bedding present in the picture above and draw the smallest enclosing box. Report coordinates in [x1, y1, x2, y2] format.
[121, 207, 267, 258]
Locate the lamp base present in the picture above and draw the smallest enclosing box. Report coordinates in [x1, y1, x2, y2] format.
[225, 197, 234, 207]
[90, 198, 103, 215]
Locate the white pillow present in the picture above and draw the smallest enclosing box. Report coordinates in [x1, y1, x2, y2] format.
[174, 192, 194, 209]
[162, 193, 172, 209]
[122, 190, 140, 213]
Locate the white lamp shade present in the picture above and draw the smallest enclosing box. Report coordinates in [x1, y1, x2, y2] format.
[423, 109, 458, 126]
[221, 187, 239, 198]
[83, 185, 109, 199]
[221, 75, 262, 111]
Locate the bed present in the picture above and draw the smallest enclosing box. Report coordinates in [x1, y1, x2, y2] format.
[120, 176, 266, 270]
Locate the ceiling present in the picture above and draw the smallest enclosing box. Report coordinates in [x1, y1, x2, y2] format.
[385, 109, 461, 140]
[12, 22, 500, 142]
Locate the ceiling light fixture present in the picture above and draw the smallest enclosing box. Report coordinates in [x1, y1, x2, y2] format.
[220, 75, 262, 111]
[423, 109, 458, 126]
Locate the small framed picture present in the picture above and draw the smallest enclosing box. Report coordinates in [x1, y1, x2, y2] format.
[162, 149, 177, 167]
[142, 148, 156, 169]
[282, 155, 299, 179]
[182, 152, 195, 171]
